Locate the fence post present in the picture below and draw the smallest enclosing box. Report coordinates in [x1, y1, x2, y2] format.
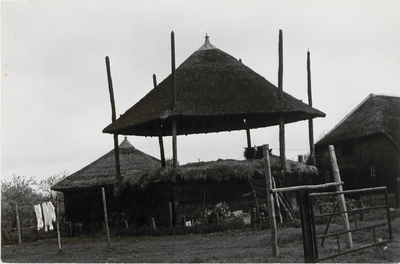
[272, 177, 283, 223]
[298, 190, 316, 263]
[56, 198, 62, 254]
[359, 199, 364, 221]
[125, 220, 129, 231]
[328, 145, 353, 249]
[102, 187, 111, 249]
[15, 203, 22, 245]
[169, 202, 173, 228]
[263, 144, 279, 257]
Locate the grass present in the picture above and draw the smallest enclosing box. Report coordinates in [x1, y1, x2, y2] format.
[2, 208, 399, 263]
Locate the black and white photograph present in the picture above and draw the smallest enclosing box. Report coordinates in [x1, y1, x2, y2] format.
[1, 0, 399, 262]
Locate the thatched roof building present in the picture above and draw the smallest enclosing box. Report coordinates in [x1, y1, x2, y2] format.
[314, 94, 400, 205]
[316, 94, 400, 149]
[52, 138, 160, 191]
[103, 35, 325, 136]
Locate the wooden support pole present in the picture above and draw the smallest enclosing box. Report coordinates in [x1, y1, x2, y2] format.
[307, 50, 315, 166]
[15, 203, 22, 245]
[298, 190, 316, 263]
[172, 120, 178, 179]
[263, 144, 279, 257]
[158, 135, 166, 168]
[69, 222, 72, 237]
[278, 30, 283, 102]
[169, 202, 173, 228]
[102, 187, 111, 249]
[171, 31, 178, 180]
[105, 56, 122, 196]
[278, 29, 286, 172]
[153, 74, 166, 168]
[328, 145, 353, 249]
[245, 119, 251, 149]
[56, 198, 62, 254]
[272, 177, 283, 223]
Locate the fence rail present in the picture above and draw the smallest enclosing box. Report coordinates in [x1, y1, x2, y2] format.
[308, 186, 393, 262]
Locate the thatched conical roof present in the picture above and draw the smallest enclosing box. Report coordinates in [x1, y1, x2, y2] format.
[51, 138, 160, 191]
[316, 94, 400, 149]
[103, 35, 325, 136]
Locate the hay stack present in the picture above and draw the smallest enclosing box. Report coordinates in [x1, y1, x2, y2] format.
[122, 157, 318, 189]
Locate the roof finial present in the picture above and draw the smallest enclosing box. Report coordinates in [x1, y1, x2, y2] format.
[198, 33, 217, 51]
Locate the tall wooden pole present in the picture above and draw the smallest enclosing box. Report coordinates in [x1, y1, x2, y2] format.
[105, 56, 122, 196]
[153, 74, 166, 168]
[245, 119, 251, 149]
[56, 197, 62, 254]
[307, 51, 315, 165]
[171, 31, 178, 181]
[263, 144, 279, 257]
[328, 145, 353, 249]
[15, 203, 22, 245]
[278, 29, 286, 172]
[102, 187, 111, 249]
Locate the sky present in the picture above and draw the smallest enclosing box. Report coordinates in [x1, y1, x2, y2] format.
[1, 0, 399, 182]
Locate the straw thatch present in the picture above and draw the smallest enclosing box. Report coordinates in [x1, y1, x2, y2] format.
[122, 157, 318, 189]
[316, 94, 400, 149]
[51, 138, 160, 191]
[103, 36, 325, 136]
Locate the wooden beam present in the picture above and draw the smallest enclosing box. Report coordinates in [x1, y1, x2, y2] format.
[105, 56, 122, 196]
[56, 198, 62, 254]
[171, 31, 178, 180]
[272, 181, 343, 193]
[278, 30, 286, 171]
[263, 144, 279, 257]
[307, 50, 315, 165]
[245, 119, 251, 149]
[153, 74, 166, 168]
[102, 187, 111, 249]
[328, 145, 353, 249]
[16, 203, 22, 245]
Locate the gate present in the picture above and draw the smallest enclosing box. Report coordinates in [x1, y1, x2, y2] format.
[299, 186, 393, 262]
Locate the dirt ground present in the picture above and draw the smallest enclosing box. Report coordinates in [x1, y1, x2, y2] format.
[2, 228, 400, 263]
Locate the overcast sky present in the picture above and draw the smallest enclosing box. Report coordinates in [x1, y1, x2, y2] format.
[2, 0, 399, 182]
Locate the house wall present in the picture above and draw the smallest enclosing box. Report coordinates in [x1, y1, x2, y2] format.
[63, 186, 117, 231]
[315, 134, 400, 206]
[61, 168, 315, 231]
[62, 180, 255, 231]
[172, 179, 254, 225]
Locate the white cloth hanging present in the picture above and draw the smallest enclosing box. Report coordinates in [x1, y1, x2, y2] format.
[34, 204, 44, 230]
[42, 202, 56, 231]
[46, 201, 56, 227]
[42, 202, 49, 231]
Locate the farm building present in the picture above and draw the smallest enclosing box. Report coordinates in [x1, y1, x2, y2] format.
[315, 94, 400, 206]
[103, 34, 325, 137]
[52, 137, 318, 230]
[51, 138, 161, 230]
[53, 34, 326, 231]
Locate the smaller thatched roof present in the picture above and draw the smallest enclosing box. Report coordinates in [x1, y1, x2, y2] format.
[316, 94, 400, 149]
[121, 157, 318, 190]
[52, 138, 161, 191]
